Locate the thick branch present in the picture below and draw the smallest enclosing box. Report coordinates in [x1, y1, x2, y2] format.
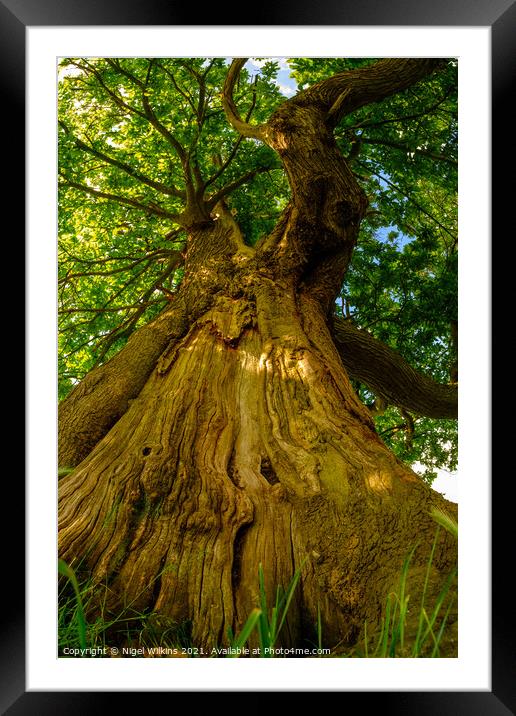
[299, 59, 446, 125]
[255, 59, 446, 313]
[58, 306, 184, 468]
[346, 86, 455, 131]
[332, 317, 457, 419]
[221, 59, 266, 140]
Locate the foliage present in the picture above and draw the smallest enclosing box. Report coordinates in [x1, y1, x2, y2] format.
[58, 57, 457, 476]
[58, 559, 193, 656]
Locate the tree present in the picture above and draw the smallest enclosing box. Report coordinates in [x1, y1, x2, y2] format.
[58, 57, 458, 653]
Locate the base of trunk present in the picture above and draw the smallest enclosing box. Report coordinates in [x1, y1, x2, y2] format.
[59, 292, 457, 654]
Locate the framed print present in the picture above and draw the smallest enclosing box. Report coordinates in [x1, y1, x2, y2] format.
[7, 0, 508, 710]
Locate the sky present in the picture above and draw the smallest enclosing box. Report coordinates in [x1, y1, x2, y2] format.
[245, 58, 297, 97]
[430, 468, 458, 503]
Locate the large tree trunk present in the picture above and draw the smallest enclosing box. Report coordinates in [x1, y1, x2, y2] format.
[59, 227, 456, 653]
[59, 57, 457, 654]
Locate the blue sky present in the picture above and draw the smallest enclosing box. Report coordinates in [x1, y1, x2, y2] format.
[245, 58, 297, 97]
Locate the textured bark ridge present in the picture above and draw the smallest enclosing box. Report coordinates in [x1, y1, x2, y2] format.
[58, 304, 188, 468]
[59, 276, 456, 649]
[59, 58, 457, 652]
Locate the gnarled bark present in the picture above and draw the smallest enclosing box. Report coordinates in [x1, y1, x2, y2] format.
[59, 57, 457, 654]
[58, 303, 188, 468]
[59, 271, 456, 650]
[58, 206, 246, 469]
[332, 317, 458, 419]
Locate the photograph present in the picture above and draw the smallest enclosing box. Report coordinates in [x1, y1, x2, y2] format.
[56, 55, 459, 660]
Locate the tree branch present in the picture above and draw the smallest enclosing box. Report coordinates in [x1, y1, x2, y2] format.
[346, 86, 455, 131]
[332, 317, 457, 419]
[92, 253, 182, 366]
[205, 76, 259, 190]
[71, 60, 146, 120]
[159, 62, 199, 117]
[358, 162, 457, 240]
[204, 137, 243, 189]
[60, 121, 186, 199]
[105, 58, 145, 88]
[299, 58, 447, 126]
[59, 174, 181, 222]
[206, 165, 272, 208]
[141, 88, 187, 162]
[59, 301, 163, 316]
[222, 59, 266, 140]
[59, 248, 180, 283]
[359, 136, 457, 166]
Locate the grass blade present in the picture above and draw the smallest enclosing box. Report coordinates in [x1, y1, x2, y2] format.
[227, 609, 262, 656]
[397, 542, 418, 652]
[257, 564, 271, 654]
[419, 566, 457, 652]
[380, 594, 392, 657]
[430, 507, 458, 539]
[371, 616, 386, 657]
[431, 598, 455, 658]
[413, 528, 440, 656]
[58, 558, 87, 651]
[276, 560, 306, 638]
[317, 604, 322, 652]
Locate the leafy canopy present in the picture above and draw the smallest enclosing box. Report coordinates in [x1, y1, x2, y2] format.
[58, 57, 457, 481]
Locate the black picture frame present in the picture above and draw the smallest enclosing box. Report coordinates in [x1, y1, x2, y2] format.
[8, 0, 506, 711]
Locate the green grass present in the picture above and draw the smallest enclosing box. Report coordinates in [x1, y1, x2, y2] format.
[58, 562, 192, 656]
[58, 558, 87, 650]
[59, 517, 457, 658]
[430, 506, 458, 538]
[227, 561, 306, 657]
[352, 528, 457, 658]
[225, 609, 262, 657]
